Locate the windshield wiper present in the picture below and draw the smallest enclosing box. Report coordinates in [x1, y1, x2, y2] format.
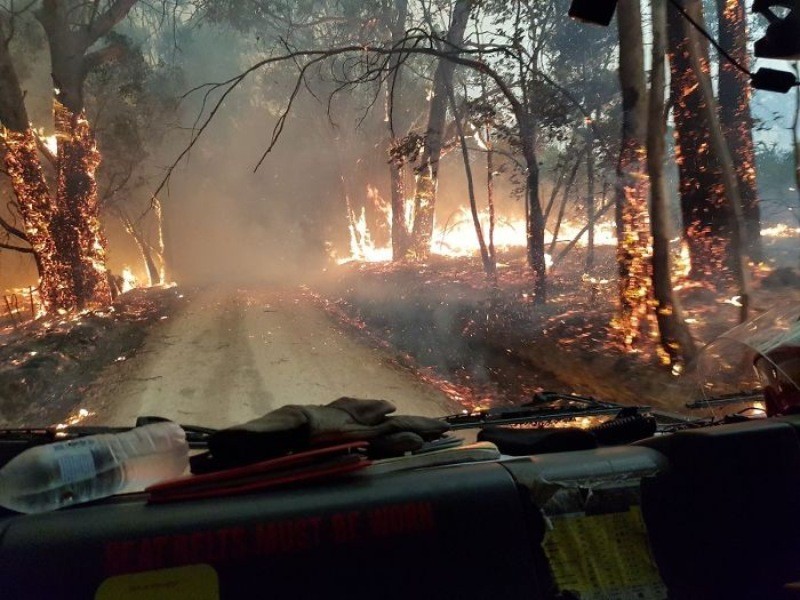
[685, 391, 765, 410]
[443, 392, 652, 429]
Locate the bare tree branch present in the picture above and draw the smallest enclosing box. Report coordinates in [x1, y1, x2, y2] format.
[0, 213, 27, 241]
[85, 0, 138, 48]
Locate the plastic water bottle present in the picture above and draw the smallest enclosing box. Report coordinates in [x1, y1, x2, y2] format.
[0, 422, 189, 514]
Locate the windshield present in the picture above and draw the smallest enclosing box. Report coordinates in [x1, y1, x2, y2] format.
[0, 0, 799, 432]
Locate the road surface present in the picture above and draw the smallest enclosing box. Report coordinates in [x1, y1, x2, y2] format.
[84, 287, 459, 428]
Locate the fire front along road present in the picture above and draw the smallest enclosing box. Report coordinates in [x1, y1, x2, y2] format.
[84, 287, 459, 428]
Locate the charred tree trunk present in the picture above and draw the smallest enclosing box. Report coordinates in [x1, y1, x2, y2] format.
[389, 161, 409, 259]
[615, 0, 654, 348]
[521, 118, 547, 304]
[410, 0, 472, 260]
[385, 0, 411, 260]
[649, 0, 697, 365]
[486, 124, 496, 269]
[667, 0, 733, 283]
[716, 0, 762, 263]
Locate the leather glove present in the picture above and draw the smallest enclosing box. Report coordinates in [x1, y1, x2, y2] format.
[208, 397, 450, 463]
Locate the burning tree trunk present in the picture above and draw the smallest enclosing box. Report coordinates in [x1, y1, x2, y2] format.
[2, 130, 73, 310]
[614, 0, 654, 348]
[0, 0, 136, 313]
[0, 20, 67, 309]
[682, 4, 750, 322]
[716, 0, 762, 263]
[409, 0, 472, 260]
[667, 0, 734, 283]
[52, 102, 111, 308]
[649, 0, 697, 366]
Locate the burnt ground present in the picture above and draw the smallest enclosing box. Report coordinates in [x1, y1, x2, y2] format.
[0, 287, 186, 427]
[1, 236, 799, 426]
[317, 237, 800, 414]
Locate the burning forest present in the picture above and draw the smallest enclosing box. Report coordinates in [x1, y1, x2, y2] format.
[1, 0, 800, 430]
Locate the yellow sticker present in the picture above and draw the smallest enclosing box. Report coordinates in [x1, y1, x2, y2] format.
[95, 564, 219, 600]
[542, 506, 667, 600]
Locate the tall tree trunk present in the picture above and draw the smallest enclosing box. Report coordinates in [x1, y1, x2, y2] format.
[152, 197, 168, 283]
[2, 130, 72, 311]
[521, 119, 547, 304]
[486, 124, 496, 269]
[52, 102, 111, 309]
[385, 0, 411, 260]
[445, 81, 494, 279]
[0, 0, 135, 313]
[410, 0, 472, 259]
[0, 20, 66, 311]
[118, 211, 160, 286]
[615, 0, 653, 348]
[716, 0, 762, 262]
[667, 0, 733, 283]
[683, 5, 750, 322]
[586, 133, 596, 271]
[649, 0, 697, 365]
[549, 146, 586, 254]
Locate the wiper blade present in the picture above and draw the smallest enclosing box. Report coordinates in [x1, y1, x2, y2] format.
[444, 392, 651, 429]
[685, 391, 764, 409]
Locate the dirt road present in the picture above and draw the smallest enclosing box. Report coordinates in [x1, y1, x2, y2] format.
[84, 287, 459, 428]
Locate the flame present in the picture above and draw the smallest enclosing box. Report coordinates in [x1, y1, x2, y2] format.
[673, 241, 692, 280]
[42, 133, 58, 155]
[121, 266, 138, 293]
[761, 223, 800, 238]
[722, 295, 743, 307]
[54, 408, 94, 430]
[335, 186, 616, 264]
[550, 221, 617, 247]
[433, 208, 525, 257]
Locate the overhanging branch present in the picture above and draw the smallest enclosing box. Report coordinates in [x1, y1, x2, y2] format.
[147, 31, 603, 222]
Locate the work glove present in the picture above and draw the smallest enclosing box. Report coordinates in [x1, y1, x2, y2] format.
[208, 397, 450, 464]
